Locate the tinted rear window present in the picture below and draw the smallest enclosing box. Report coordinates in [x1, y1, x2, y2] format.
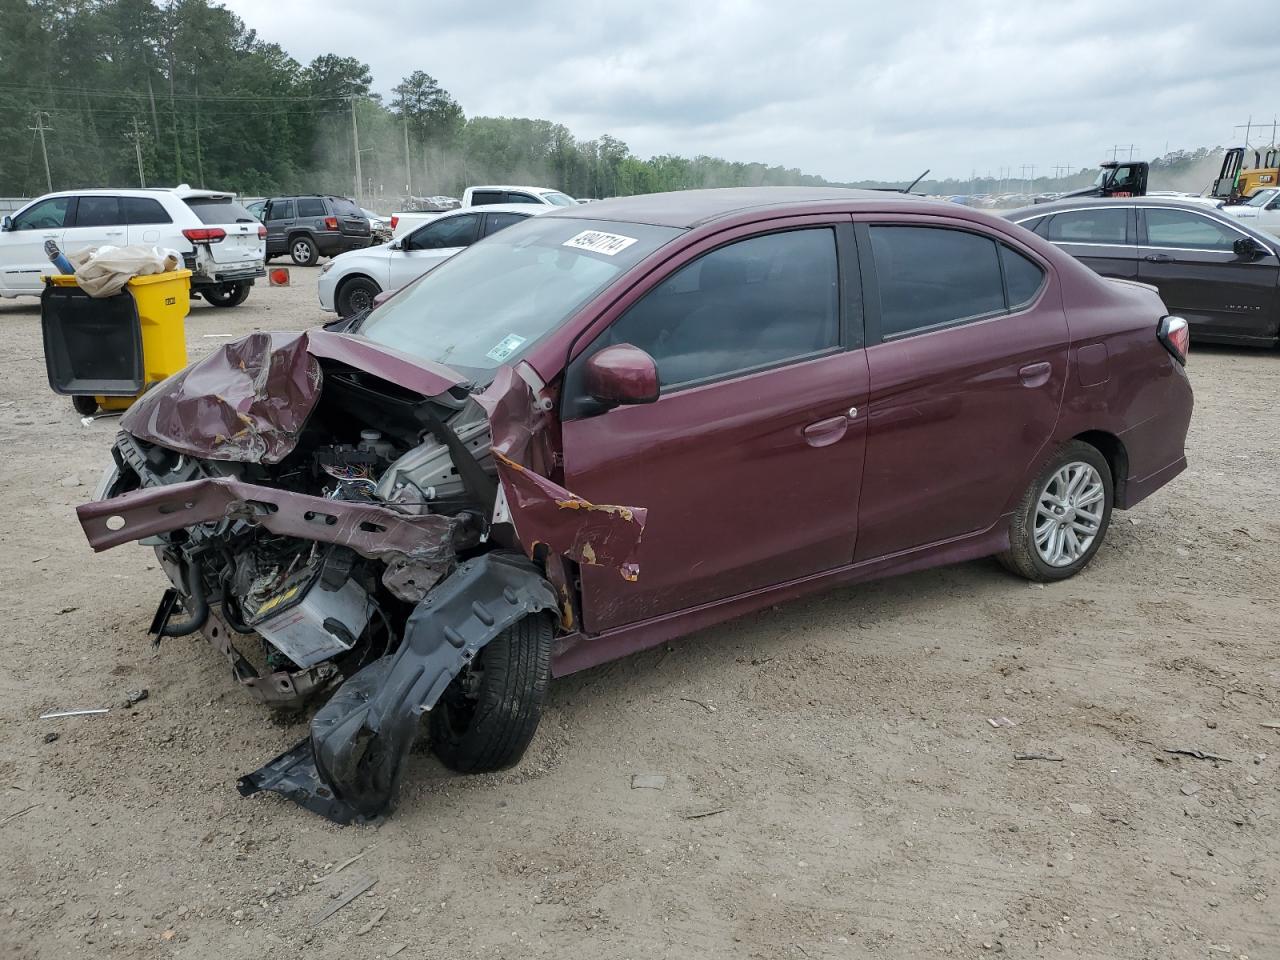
[122, 197, 172, 225]
[184, 197, 257, 225]
[1045, 209, 1128, 244]
[296, 198, 326, 218]
[1000, 245, 1045, 308]
[330, 197, 363, 217]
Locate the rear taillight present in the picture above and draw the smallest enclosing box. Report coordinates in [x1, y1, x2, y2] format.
[1158, 315, 1189, 365]
[324, 216, 338, 230]
[390, 215, 398, 230]
[257, 224, 267, 240]
[182, 227, 225, 243]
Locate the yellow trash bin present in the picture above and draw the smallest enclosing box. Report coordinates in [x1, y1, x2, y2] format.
[42, 270, 191, 415]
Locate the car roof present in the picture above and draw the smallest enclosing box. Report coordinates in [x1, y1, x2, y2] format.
[1004, 196, 1228, 220]
[467, 185, 565, 195]
[28, 186, 235, 202]
[539, 186, 934, 228]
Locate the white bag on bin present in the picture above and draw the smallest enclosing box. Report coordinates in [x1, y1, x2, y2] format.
[66, 245, 181, 298]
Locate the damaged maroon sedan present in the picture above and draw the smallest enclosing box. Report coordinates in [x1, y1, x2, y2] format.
[78, 188, 1193, 823]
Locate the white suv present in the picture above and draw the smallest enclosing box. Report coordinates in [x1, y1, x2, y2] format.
[0, 186, 266, 307]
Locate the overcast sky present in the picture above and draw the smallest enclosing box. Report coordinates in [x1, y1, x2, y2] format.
[221, 0, 1278, 183]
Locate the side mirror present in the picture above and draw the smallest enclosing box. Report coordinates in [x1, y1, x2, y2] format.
[0, 215, 11, 232]
[584, 344, 660, 408]
[1233, 236, 1266, 258]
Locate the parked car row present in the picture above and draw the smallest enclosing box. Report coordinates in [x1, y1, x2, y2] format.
[0, 186, 265, 307]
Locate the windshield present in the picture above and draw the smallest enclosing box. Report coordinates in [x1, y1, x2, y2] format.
[541, 192, 578, 206]
[1244, 190, 1276, 207]
[360, 217, 682, 380]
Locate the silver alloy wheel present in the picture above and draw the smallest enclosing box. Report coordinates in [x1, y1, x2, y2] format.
[292, 240, 311, 263]
[1033, 461, 1105, 567]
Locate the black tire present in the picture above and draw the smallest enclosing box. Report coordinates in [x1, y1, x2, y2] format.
[289, 235, 318, 266]
[999, 440, 1113, 582]
[336, 276, 381, 317]
[202, 282, 250, 308]
[429, 614, 554, 774]
[72, 394, 98, 416]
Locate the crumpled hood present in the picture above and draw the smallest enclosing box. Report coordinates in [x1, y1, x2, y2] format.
[121, 330, 466, 463]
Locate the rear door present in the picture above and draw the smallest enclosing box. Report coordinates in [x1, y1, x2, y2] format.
[387, 212, 480, 290]
[1039, 206, 1137, 279]
[855, 220, 1068, 561]
[62, 195, 126, 257]
[560, 219, 868, 633]
[0, 195, 74, 293]
[1137, 205, 1280, 343]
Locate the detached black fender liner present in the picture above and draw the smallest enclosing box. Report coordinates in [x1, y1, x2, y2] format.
[238, 553, 558, 823]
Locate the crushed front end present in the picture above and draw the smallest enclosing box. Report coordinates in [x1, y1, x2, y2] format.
[77, 331, 645, 823]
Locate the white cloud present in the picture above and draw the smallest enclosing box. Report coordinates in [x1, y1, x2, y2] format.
[222, 0, 1280, 181]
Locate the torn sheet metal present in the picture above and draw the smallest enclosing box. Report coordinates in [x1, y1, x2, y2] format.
[494, 452, 646, 581]
[76, 475, 466, 570]
[120, 330, 466, 464]
[239, 553, 558, 822]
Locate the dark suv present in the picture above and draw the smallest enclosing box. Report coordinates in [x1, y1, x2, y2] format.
[262, 195, 372, 266]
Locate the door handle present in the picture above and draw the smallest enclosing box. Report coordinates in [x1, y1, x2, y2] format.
[1019, 361, 1052, 388]
[802, 415, 849, 448]
[1143, 253, 1173, 263]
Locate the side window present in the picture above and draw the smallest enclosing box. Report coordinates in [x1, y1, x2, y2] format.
[504, 192, 541, 205]
[71, 196, 121, 228]
[1000, 245, 1045, 308]
[869, 226, 1005, 338]
[483, 212, 528, 236]
[296, 198, 327, 218]
[411, 213, 480, 250]
[1144, 209, 1239, 251]
[11, 196, 73, 230]
[469, 191, 504, 206]
[121, 197, 172, 225]
[604, 227, 840, 389]
[266, 200, 294, 221]
[1044, 209, 1128, 244]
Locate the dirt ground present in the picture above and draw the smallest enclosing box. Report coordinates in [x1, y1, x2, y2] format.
[0, 267, 1277, 960]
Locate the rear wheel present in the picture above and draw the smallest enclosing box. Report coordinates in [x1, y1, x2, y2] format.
[429, 614, 554, 773]
[202, 282, 250, 308]
[336, 276, 380, 317]
[72, 395, 98, 416]
[289, 235, 318, 266]
[999, 440, 1113, 582]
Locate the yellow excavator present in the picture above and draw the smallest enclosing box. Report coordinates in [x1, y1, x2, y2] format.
[1211, 146, 1280, 203]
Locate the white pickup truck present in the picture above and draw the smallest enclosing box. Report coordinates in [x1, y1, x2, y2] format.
[1221, 187, 1280, 238]
[391, 184, 576, 238]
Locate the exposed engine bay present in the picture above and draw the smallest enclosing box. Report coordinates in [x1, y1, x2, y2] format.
[77, 331, 647, 823]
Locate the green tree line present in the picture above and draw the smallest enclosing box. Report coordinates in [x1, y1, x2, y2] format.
[0, 0, 831, 203]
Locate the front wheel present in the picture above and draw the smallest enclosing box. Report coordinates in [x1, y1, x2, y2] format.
[429, 614, 554, 774]
[202, 282, 250, 308]
[999, 440, 1113, 582]
[336, 276, 381, 317]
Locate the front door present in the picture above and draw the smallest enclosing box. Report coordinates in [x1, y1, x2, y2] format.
[1137, 206, 1280, 343]
[264, 199, 295, 256]
[855, 221, 1070, 561]
[0, 195, 74, 293]
[389, 213, 480, 290]
[560, 222, 868, 633]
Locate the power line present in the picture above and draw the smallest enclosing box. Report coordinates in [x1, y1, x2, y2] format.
[0, 80, 354, 103]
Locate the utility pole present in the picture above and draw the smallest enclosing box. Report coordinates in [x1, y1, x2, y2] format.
[29, 111, 53, 192]
[350, 95, 363, 205]
[403, 116, 413, 198]
[125, 117, 146, 187]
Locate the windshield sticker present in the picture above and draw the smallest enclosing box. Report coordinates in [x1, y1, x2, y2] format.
[486, 333, 528, 363]
[562, 230, 639, 256]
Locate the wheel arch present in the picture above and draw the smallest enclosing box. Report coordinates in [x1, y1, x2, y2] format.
[1072, 429, 1129, 507]
[334, 272, 382, 310]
